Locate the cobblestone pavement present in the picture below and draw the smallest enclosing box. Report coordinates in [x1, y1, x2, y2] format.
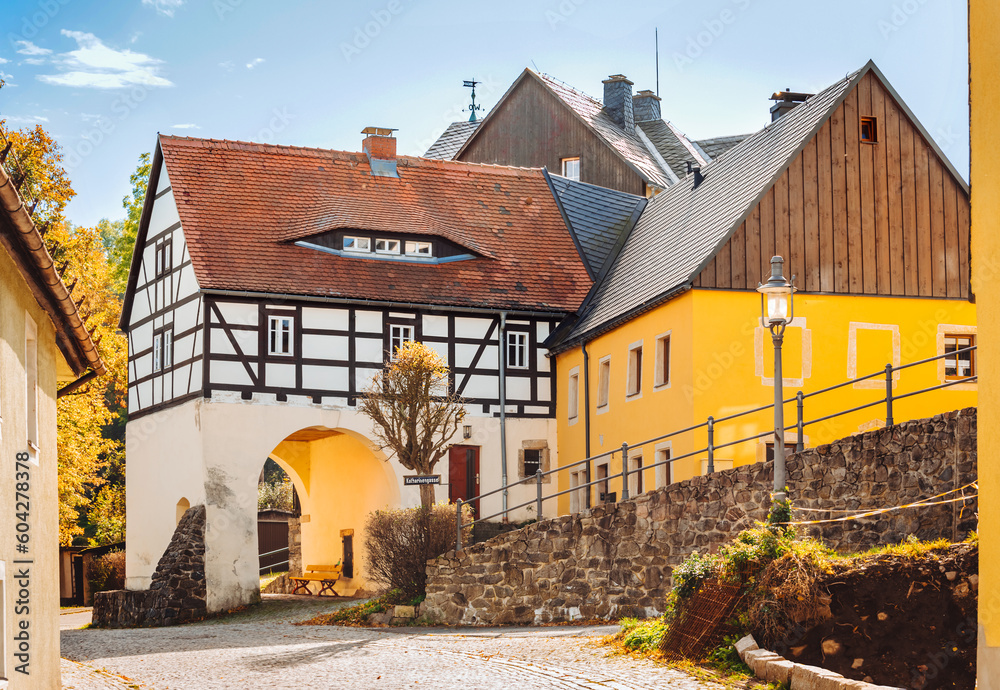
[62, 595, 718, 690]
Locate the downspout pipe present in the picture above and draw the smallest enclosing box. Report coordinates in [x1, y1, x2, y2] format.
[57, 369, 99, 398]
[499, 312, 508, 520]
[582, 339, 592, 509]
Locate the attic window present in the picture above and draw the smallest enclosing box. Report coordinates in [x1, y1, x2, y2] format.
[344, 236, 370, 252]
[406, 241, 432, 256]
[561, 157, 580, 181]
[860, 117, 878, 143]
[375, 238, 401, 254]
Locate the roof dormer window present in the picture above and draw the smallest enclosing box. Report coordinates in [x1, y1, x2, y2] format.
[375, 238, 401, 254]
[406, 240, 433, 256]
[343, 236, 370, 252]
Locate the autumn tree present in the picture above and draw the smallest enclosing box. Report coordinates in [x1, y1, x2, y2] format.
[358, 342, 466, 508]
[106, 153, 150, 292]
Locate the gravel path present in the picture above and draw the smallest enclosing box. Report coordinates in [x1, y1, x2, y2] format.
[62, 595, 718, 690]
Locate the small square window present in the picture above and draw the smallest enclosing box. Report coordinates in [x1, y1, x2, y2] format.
[375, 238, 401, 254]
[524, 449, 541, 477]
[405, 241, 433, 256]
[507, 331, 528, 369]
[389, 324, 414, 359]
[343, 236, 370, 252]
[268, 316, 294, 356]
[561, 157, 580, 181]
[944, 334, 975, 379]
[861, 117, 878, 143]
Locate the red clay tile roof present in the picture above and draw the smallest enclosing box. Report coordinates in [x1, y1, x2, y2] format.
[158, 136, 591, 312]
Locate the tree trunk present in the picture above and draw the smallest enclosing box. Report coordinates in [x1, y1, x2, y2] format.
[419, 482, 435, 509]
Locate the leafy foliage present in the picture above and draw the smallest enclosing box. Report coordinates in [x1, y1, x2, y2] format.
[107, 152, 151, 292]
[302, 589, 412, 626]
[670, 551, 722, 599]
[616, 617, 668, 652]
[364, 502, 472, 598]
[86, 550, 126, 595]
[0, 124, 75, 231]
[358, 341, 466, 507]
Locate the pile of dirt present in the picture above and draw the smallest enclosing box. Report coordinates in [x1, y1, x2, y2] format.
[780, 543, 976, 690]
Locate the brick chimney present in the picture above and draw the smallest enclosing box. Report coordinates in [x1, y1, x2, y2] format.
[602, 75, 635, 134]
[361, 126, 398, 178]
[632, 89, 661, 123]
[769, 90, 814, 121]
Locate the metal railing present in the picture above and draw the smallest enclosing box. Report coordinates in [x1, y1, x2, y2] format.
[259, 546, 289, 574]
[454, 345, 977, 551]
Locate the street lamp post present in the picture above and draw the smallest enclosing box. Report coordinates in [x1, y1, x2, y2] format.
[757, 256, 796, 505]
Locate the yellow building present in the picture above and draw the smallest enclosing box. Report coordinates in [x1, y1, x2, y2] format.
[549, 61, 976, 514]
[0, 155, 104, 686]
[970, 0, 1000, 683]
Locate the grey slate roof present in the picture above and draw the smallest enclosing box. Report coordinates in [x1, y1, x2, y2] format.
[556, 66, 866, 347]
[424, 120, 480, 159]
[695, 135, 752, 160]
[547, 173, 646, 278]
[636, 119, 709, 180]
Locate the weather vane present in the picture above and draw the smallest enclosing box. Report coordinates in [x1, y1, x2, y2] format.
[464, 79, 483, 122]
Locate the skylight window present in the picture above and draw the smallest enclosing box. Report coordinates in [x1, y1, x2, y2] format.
[406, 241, 433, 256]
[375, 238, 401, 254]
[343, 236, 370, 252]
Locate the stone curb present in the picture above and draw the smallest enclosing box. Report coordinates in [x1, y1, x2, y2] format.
[735, 635, 906, 690]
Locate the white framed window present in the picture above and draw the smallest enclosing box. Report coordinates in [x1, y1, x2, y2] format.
[343, 236, 370, 252]
[375, 238, 401, 254]
[164, 329, 173, 369]
[153, 332, 162, 373]
[655, 443, 672, 489]
[567, 368, 580, 422]
[597, 356, 611, 410]
[655, 332, 671, 387]
[405, 240, 433, 256]
[570, 471, 585, 513]
[627, 341, 643, 397]
[628, 452, 644, 496]
[389, 324, 414, 359]
[561, 156, 580, 181]
[155, 239, 172, 277]
[268, 316, 294, 356]
[944, 334, 975, 379]
[507, 331, 528, 369]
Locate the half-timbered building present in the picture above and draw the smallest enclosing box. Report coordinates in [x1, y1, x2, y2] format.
[119, 129, 644, 607]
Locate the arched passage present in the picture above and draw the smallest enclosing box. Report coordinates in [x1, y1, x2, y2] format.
[175, 497, 191, 524]
[265, 425, 400, 594]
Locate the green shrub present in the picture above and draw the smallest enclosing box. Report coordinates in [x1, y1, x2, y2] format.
[671, 551, 721, 599]
[86, 550, 125, 597]
[617, 617, 668, 652]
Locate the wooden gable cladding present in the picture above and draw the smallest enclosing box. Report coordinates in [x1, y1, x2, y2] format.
[457, 76, 647, 197]
[695, 72, 970, 300]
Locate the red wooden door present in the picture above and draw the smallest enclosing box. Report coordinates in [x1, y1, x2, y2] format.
[449, 446, 480, 515]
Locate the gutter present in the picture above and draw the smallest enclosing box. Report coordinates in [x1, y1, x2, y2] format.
[0, 162, 105, 377]
[57, 369, 100, 398]
[582, 339, 592, 509]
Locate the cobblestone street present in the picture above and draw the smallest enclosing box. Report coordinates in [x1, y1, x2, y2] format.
[61, 596, 718, 690]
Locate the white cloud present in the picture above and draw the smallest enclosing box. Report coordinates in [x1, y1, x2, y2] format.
[142, 0, 185, 17]
[22, 58, 46, 66]
[38, 30, 173, 89]
[15, 40, 51, 56]
[171, 123, 199, 129]
[4, 115, 49, 124]
[0, 71, 16, 86]
[0, 58, 8, 64]
[246, 58, 265, 70]
[218, 60, 235, 72]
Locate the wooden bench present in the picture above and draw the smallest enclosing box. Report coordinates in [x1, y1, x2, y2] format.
[290, 564, 343, 597]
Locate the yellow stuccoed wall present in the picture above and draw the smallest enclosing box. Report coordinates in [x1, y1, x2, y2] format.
[555, 288, 976, 515]
[970, 0, 1000, 682]
[272, 432, 400, 595]
[0, 244, 65, 689]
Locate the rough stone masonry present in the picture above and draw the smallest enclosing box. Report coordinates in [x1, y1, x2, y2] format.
[422, 408, 977, 625]
[93, 505, 208, 628]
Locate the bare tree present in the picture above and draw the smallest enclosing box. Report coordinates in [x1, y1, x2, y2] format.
[359, 341, 466, 508]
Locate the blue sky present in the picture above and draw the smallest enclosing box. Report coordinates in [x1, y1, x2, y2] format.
[0, 0, 968, 228]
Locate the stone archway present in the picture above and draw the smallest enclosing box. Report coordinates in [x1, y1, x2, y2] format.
[267, 425, 400, 594]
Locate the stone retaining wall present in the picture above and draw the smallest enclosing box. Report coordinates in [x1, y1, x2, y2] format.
[93, 506, 208, 628]
[422, 408, 977, 625]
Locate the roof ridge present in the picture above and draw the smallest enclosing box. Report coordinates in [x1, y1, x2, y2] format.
[534, 71, 604, 108]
